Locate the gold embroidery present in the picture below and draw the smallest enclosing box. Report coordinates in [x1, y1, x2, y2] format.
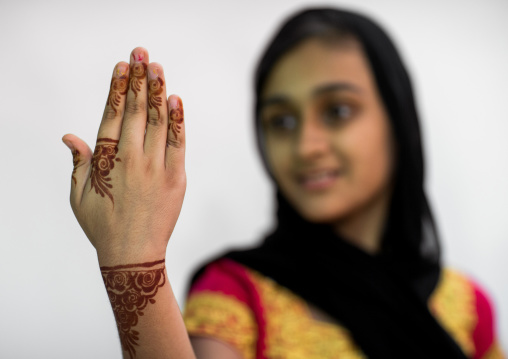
[183, 291, 257, 359]
[248, 271, 367, 359]
[183, 267, 482, 359]
[481, 340, 507, 359]
[428, 268, 477, 357]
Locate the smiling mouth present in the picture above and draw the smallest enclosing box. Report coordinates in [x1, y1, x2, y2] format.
[297, 169, 342, 190]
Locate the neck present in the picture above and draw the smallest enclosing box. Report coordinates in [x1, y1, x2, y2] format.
[332, 188, 392, 255]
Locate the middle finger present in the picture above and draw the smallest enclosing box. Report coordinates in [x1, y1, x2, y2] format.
[120, 47, 149, 149]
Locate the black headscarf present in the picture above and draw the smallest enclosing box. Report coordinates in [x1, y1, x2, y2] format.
[190, 8, 469, 358]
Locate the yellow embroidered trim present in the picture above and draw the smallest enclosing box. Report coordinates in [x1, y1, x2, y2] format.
[183, 291, 257, 359]
[183, 267, 482, 359]
[481, 340, 507, 359]
[428, 268, 477, 357]
[248, 271, 367, 359]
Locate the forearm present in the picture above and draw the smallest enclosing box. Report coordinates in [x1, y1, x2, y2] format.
[99, 257, 195, 359]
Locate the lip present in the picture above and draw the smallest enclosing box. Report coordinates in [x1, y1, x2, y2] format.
[296, 168, 342, 191]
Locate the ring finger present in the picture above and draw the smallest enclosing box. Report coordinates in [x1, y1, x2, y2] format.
[144, 62, 168, 162]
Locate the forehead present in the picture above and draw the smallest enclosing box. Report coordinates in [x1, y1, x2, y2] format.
[261, 38, 376, 100]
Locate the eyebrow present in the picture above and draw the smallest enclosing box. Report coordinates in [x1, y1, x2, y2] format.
[312, 82, 362, 97]
[259, 82, 362, 109]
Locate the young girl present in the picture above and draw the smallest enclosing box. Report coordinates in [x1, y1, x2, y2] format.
[63, 7, 505, 359]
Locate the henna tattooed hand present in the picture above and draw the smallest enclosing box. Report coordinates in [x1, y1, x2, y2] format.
[62, 47, 186, 265]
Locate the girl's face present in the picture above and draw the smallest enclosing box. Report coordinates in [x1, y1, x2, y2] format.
[260, 37, 396, 223]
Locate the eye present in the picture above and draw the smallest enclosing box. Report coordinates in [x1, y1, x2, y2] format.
[265, 114, 298, 133]
[323, 104, 354, 125]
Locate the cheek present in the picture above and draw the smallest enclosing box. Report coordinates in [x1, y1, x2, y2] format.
[341, 117, 394, 196]
[265, 137, 293, 181]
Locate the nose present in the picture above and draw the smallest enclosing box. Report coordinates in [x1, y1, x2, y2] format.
[296, 115, 330, 160]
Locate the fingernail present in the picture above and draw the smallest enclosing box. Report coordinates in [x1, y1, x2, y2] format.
[62, 139, 75, 152]
[169, 96, 184, 126]
[132, 50, 145, 63]
[169, 96, 179, 109]
[115, 63, 128, 78]
[148, 67, 159, 80]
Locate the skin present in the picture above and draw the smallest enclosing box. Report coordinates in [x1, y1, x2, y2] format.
[101, 259, 167, 358]
[89, 138, 121, 205]
[190, 37, 398, 353]
[63, 48, 195, 359]
[260, 37, 396, 255]
[62, 38, 396, 358]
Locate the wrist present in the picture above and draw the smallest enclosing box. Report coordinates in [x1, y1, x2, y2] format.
[96, 246, 166, 268]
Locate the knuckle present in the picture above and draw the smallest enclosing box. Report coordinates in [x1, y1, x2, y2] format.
[103, 107, 119, 121]
[144, 158, 155, 173]
[125, 100, 147, 115]
[166, 138, 182, 149]
[168, 170, 186, 187]
[118, 129, 136, 145]
[147, 114, 163, 127]
[120, 151, 137, 170]
[145, 158, 165, 177]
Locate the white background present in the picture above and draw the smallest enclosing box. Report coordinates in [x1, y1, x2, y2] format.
[0, 0, 507, 357]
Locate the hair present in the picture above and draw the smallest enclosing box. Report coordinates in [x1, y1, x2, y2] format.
[253, 8, 441, 297]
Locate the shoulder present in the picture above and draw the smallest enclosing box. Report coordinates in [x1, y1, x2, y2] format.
[465, 272, 503, 359]
[431, 267, 503, 359]
[188, 258, 256, 303]
[183, 259, 260, 359]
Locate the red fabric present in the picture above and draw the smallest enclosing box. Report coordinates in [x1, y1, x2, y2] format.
[191, 262, 500, 359]
[471, 278, 496, 359]
[189, 259, 267, 359]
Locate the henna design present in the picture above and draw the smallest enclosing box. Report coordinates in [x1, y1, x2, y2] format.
[71, 149, 80, 185]
[168, 99, 184, 140]
[107, 70, 128, 114]
[89, 138, 121, 204]
[148, 77, 164, 121]
[134, 53, 144, 62]
[129, 62, 147, 98]
[101, 259, 166, 359]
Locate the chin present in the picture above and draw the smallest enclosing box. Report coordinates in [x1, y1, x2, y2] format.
[295, 200, 352, 224]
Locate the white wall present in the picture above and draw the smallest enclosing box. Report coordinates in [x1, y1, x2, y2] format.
[0, 0, 507, 357]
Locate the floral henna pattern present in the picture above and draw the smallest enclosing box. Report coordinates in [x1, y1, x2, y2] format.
[129, 62, 147, 98]
[90, 138, 121, 204]
[71, 149, 80, 185]
[168, 99, 184, 144]
[148, 77, 164, 121]
[107, 70, 128, 114]
[100, 259, 166, 359]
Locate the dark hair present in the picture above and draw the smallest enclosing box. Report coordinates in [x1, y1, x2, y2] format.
[191, 9, 463, 354]
[253, 8, 441, 297]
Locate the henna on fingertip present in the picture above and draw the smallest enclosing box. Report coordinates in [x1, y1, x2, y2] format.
[107, 64, 129, 115]
[129, 52, 147, 98]
[168, 97, 184, 145]
[148, 67, 164, 123]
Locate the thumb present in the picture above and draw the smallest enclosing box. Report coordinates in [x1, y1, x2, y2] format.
[62, 133, 93, 208]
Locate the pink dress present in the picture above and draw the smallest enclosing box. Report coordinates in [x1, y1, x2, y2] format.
[184, 259, 505, 359]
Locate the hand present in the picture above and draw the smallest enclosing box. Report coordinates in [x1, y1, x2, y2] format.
[62, 47, 186, 265]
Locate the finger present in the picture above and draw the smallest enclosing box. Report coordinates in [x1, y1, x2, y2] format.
[144, 63, 168, 161]
[62, 133, 93, 208]
[97, 62, 129, 140]
[120, 47, 149, 150]
[165, 95, 185, 171]
[87, 137, 122, 208]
